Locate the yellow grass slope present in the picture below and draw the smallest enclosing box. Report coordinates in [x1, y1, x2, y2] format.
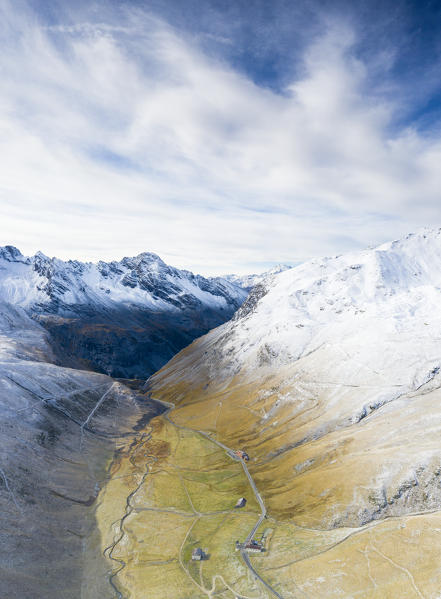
[144, 333, 441, 598]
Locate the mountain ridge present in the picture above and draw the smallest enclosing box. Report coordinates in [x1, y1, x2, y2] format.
[194, 228, 441, 376]
[0, 245, 245, 313]
[223, 263, 293, 291]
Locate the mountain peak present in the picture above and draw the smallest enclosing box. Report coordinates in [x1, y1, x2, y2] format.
[170, 228, 441, 378]
[120, 251, 167, 271]
[134, 251, 164, 263]
[0, 245, 23, 261]
[265, 263, 293, 275]
[34, 250, 51, 261]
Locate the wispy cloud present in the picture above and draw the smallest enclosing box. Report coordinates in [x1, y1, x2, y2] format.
[1, 0, 441, 274]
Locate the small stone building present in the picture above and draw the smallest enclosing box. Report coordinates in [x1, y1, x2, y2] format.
[244, 540, 264, 553]
[191, 547, 206, 561]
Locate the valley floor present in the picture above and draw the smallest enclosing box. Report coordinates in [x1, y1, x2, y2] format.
[96, 389, 441, 599]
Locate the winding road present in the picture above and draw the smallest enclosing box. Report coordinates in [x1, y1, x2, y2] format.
[157, 398, 285, 599]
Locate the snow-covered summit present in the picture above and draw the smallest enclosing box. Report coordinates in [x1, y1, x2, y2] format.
[186, 229, 441, 383]
[0, 245, 26, 262]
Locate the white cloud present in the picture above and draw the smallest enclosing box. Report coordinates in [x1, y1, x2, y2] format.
[0, 2, 440, 275]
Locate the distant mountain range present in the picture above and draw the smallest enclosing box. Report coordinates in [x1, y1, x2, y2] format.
[223, 263, 293, 291]
[0, 246, 247, 378]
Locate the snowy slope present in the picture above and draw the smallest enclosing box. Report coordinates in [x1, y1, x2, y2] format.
[203, 229, 441, 381]
[0, 300, 163, 598]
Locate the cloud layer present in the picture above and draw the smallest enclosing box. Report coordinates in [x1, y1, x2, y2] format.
[1, 1, 441, 274]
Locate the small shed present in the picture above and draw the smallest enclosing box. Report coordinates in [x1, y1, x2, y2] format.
[234, 449, 250, 462]
[235, 497, 247, 508]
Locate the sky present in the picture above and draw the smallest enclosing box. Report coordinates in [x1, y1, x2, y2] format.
[2, 0, 441, 275]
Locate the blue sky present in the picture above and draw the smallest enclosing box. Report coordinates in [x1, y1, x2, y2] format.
[2, 0, 441, 274]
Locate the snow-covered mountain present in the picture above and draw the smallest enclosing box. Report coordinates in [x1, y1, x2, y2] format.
[0, 246, 248, 598]
[0, 245, 245, 314]
[223, 263, 293, 291]
[0, 246, 247, 377]
[149, 229, 441, 596]
[208, 229, 441, 376]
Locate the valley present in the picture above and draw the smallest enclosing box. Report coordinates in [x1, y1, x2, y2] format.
[97, 373, 441, 598]
[0, 248, 245, 598]
[3, 231, 441, 598]
[96, 395, 271, 598]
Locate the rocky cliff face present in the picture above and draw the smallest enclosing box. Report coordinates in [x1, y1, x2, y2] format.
[0, 247, 247, 378]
